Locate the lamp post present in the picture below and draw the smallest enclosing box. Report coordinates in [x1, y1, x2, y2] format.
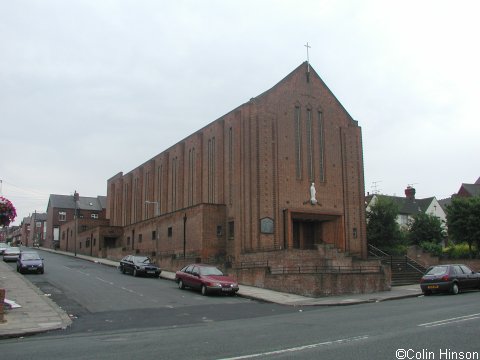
[74, 191, 79, 257]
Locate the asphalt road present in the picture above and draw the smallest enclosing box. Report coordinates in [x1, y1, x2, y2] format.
[2, 250, 480, 360]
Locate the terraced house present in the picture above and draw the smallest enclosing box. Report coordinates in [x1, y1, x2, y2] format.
[106, 62, 389, 296]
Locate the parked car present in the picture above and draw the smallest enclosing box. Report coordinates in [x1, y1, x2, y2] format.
[420, 264, 480, 295]
[119, 255, 161, 278]
[17, 251, 44, 274]
[3, 247, 21, 262]
[175, 264, 239, 296]
[0, 242, 8, 255]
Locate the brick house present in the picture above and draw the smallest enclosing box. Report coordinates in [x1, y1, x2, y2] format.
[45, 192, 107, 249]
[106, 62, 388, 296]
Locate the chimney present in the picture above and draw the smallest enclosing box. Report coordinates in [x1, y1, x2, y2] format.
[405, 186, 416, 200]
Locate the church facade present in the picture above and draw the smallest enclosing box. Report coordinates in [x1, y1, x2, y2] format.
[106, 63, 388, 296]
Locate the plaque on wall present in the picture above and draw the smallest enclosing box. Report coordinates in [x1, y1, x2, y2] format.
[260, 217, 274, 234]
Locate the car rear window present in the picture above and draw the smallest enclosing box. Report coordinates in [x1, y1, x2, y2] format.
[426, 266, 448, 276]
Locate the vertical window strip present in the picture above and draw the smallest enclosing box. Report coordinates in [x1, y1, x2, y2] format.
[318, 111, 325, 182]
[294, 107, 302, 179]
[172, 158, 177, 211]
[228, 127, 233, 205]
[306, 109, 314, 181]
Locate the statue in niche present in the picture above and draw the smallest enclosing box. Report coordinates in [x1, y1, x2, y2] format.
[310, 182, 317, 205]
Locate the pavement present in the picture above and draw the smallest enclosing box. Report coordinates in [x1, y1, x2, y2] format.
[0, 247, 423, 339]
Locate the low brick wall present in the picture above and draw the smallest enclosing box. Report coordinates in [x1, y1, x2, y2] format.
[408, 246, 480, 272]
[233, 265, 391, 297]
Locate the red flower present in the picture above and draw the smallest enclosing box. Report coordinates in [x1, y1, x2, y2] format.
[0, 196, 17, 227]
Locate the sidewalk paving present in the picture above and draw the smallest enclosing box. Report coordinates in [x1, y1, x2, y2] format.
[0, 247, 423, 338]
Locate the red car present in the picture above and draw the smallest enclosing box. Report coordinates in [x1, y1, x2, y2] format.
[175, 264, 239, 296]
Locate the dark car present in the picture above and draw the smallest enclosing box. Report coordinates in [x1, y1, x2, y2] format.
[119, 255, 161, 278]
[17, 251, 45, 274]
[420, 264, 480, 295]
[3, 247, 21, 262]
[175, 264, 239, 296]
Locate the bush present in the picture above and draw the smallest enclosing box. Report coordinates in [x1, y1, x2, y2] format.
[419, 241, 443, 257]
[443, 243, 477, 259]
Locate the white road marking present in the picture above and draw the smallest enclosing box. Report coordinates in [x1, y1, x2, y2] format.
[418, 313, 480, 328]
[216, 335, 369, 360]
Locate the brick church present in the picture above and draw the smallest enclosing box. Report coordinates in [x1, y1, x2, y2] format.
[106, 62, 389, 296]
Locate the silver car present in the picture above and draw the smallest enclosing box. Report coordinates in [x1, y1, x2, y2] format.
[3, 247, 21, 262]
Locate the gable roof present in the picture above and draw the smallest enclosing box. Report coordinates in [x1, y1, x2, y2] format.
[369, 194, 435, 216]
[47, 194, 106, 211]
[459, 183, 480, 197]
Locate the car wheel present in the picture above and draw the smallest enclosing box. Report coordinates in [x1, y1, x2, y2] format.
[201, 285, 208, 296]
[451, 282, 459, 295]
[423, 290, 431, 296]
[178, 280, 185, 289]
[40, 269, 44, 274]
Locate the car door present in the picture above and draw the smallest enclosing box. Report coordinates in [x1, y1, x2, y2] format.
[124, 256, 134, 274]
[460, 265, 477, 289]
[190, 265, 202, 290]
[182, 265, 195, 287]
[453, 265, 467, 290]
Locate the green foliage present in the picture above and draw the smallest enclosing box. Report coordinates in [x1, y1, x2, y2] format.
[408, 213, 446, 245]
[366, 196, 403, 249]
[442, 243, 476, 259]
[446, 196, 480, 256]
[419, 241, 443, 257]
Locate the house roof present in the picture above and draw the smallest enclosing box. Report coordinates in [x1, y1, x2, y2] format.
[368, 194, 436, 216]
[47, 194, 106, 211]
[459, 183, 480, 197]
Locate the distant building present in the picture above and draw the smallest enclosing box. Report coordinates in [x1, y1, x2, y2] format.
[45, 192, 107, 249]
[366, 186, 446, 229]
[438, 176, 480, 211]
[18, 213, 47, 247]
[456, 177, 480, 198]
[105, 62, 388, 296]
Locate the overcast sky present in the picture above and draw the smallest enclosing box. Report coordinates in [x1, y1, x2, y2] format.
[1, 0, 479, 226]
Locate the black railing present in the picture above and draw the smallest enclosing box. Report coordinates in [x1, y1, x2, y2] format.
[269, 265, 382, 275]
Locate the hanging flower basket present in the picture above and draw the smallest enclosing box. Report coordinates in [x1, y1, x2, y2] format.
[0, 196, 17, 227]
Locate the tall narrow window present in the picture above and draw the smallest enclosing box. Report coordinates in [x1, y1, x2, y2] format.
[172, 157, 177, 211]
[306, 109, 314, 181]
[157, 164, 163, 215]
[318, 111, 325, 182]
[188, 148, 195, 206]
[228, 127, 233, 205]
[294, 107, 302, 179]
[208, 137, 216, 202]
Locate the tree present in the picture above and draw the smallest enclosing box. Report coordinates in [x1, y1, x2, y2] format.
[446, 196, 480, 256]
[408, 213, 446, 246]
[366, 196, 404, 250]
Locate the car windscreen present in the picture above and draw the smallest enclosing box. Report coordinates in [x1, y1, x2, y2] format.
[425, 266, 448, 276]
[134, 256, 151, 264]
[199, 267, 224, 276]
[22, 253, 41, 260]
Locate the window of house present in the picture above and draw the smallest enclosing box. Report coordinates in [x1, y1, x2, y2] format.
[59, 211, 66, 221]
[86, 239, 90, 248]
[138, 234, 143, 243]
[168, 227, 173, 237]
[217, 225, 223, 237]
[152, 231, 156, 241]
[91, 213, 99, 219]
[127, 236, 131, 246]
